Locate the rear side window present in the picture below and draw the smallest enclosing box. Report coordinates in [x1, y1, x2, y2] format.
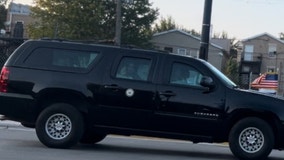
[24, 48, 99, 72]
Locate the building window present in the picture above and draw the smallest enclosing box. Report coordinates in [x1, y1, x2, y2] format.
[196, 50, 200, 58]
[268, 43, 277, 58]
[177, 48, 187, 56]
[188, 50, 199, 58]
[164, 47, 173, 53]
[244, 45, 254, 61]
[267, 66, 276, 73]
[242, 66, 250, 72]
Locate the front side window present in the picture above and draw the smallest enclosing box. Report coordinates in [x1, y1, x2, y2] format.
[170, 62, 203, 86]
[116, 57, 151, 81]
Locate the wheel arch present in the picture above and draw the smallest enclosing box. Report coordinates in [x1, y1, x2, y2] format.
[35, 88, 91, 119]
[225, 109, 281, 147]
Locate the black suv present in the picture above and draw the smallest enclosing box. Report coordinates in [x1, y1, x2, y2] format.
[1, 39, 284, 160]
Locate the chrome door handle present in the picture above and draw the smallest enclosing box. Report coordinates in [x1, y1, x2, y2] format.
[159, 91, 176, 97]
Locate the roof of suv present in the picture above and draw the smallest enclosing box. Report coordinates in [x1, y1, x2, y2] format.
[6, 39, 209, 69]
[37, 39, 168, 53]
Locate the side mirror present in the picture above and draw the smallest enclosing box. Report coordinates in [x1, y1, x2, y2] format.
[200, 76, 215, 90]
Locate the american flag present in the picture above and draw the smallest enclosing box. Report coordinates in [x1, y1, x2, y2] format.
[251, 73, 278, 89]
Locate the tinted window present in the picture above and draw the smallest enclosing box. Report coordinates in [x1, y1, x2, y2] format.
[170, 62, 203, 86]
[204, 61, 237, 87]
[115, 57, 151, 81]
[24, 48, 98, 71]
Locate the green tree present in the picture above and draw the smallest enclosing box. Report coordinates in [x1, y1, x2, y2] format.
[0, 0, 7, 5]
[29, 0, 158, 48]
[152, 16, 177, 33]
[213, 31, 228, 39]
[153, 16, 200, 37]
[181, 28, 200, 37]
[119, 0, 158, 47]
[229, 38, 239, 58]
[224, 56, 239, 83]
[29, 0, 105, 39]
[223, 38, 240, 84]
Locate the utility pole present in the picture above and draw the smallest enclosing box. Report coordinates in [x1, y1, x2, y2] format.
[115, 0, 122, 46]
[199, 0, 213, 61]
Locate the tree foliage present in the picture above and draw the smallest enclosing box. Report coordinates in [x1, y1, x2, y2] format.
[120, 0, 158, 47]
[224, 56, 239, 83]
[222, 38, 240, 84]
[153, 16, 200, 37]
[29, 0, 158, 48]
[213, 31, 228, 39]
[229, 38, 240, 58]
[0, 0, 7, 5]
[152, 16, 177, 33]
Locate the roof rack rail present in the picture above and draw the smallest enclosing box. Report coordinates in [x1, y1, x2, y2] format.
[38, 38, 162, 52]
[40, 37, 68, 42]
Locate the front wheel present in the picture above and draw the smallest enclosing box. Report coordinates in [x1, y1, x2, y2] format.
[36, 103, 84, 148]
[229, 117, 274, 160]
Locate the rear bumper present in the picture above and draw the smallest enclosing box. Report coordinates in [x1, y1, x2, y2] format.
[0, 92, 37, 123]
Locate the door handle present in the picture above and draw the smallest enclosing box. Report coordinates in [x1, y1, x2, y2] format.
[159, 91, 176, 97]
[104, 84, 119, 90]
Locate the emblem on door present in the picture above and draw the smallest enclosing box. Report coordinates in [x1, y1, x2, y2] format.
[126, 88, 134, 97]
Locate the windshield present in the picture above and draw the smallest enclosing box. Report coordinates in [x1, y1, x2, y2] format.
[203, 61, 237, 88]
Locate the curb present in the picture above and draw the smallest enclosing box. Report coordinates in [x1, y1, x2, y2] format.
[0, 120, 22, 128]
[0, 115, 24, 128]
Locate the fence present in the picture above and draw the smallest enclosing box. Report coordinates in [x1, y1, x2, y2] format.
[0, 37, 26, 68]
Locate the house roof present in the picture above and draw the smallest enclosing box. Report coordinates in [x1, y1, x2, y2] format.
[242, 32, 284, 44]
[153, 29, 224, 50]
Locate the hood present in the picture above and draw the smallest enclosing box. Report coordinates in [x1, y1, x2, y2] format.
[237, 88, 284, 100]
[227, 88, 284, 120]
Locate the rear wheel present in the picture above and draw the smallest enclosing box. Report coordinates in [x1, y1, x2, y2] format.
[229, 117, 274, 160]
[36, 103, 84, 148]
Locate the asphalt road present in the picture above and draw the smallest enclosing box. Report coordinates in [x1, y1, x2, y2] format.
[1, 122, 284, 160]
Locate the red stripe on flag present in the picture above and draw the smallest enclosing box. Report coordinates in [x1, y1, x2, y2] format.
[251, 73, 278, 89]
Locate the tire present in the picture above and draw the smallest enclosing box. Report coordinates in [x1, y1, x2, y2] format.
[80, 131, 107, 144]
[35, 103, 84, 148]
[229, 117, 274, 160]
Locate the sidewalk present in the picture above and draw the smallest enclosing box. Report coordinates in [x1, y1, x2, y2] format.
[0, 115, 23, 128]
[0, 120, 22, 128]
